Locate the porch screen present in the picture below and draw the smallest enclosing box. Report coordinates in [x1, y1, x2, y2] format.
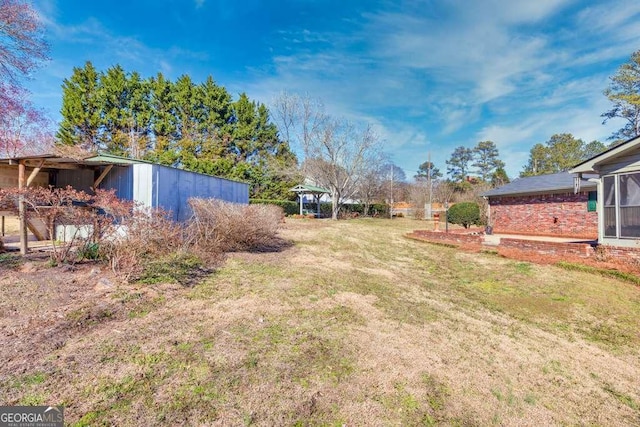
[619, 172, 640, 238]
[603, 175, 616, 237]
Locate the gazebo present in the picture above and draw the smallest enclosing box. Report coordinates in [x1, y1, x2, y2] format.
[290, 184, 330, 217]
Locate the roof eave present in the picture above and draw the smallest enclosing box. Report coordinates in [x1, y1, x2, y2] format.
[570, 135, 640, 174]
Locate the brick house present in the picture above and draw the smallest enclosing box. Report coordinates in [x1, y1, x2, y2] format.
[483, 172, 598, 239]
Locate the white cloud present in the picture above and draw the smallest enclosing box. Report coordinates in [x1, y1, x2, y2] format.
[243, 0, 640, 176]
[576, 0, 640, 33]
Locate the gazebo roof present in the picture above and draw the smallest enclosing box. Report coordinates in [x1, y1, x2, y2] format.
[290, 184, 330, 194]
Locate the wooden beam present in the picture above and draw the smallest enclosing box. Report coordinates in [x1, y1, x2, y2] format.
[18, 160, 27, 255]
[93, 164, 113, 189]
[26, 161, 79, 170]
[26, 159, 45, 187]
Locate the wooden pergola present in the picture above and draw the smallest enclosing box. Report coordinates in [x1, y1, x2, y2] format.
[290, 184, 330, 217]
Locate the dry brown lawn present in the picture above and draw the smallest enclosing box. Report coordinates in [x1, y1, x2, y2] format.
[1, 217, 639, 426]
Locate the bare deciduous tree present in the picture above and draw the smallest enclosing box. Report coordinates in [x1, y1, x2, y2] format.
[272, 93, 383, 219]
[0, 84, 53, 156]
[0, 0, 50, 156]
[0, 0, 48, 84]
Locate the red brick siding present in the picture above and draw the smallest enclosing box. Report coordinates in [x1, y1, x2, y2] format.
[489, 192, 597, 239]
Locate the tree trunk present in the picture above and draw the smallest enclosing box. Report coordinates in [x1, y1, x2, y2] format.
[331, 192, 339, 220]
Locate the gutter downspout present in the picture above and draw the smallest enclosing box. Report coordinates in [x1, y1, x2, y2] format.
[18, 161, 27, 255]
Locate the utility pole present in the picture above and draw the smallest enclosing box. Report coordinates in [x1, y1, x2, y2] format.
[427, 152, 432, 220]
[389, 165, 394, 219]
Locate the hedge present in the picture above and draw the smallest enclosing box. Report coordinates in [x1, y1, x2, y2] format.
[250, 199, 298, 216]
[320, 202, 389, 217]
[250, 199, 390, 217]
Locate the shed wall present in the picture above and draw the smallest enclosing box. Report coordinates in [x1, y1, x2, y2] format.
[56, 169, 94, 192]
[100, 163, 249, 221]
[489, 192, 597, 238]
[0, 164, 49, 189]
[133, 164, 153, 207]
[98, 166, 134, 200]
[150, 164, 249, 221]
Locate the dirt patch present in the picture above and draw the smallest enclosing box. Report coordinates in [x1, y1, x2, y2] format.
[0, 261, 182, 377]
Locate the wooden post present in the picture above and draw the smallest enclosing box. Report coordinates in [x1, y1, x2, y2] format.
[299, 193, 303, 215]
[18, 160, 28, 255]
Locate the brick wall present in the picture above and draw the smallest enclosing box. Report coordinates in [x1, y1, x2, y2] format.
[498, 238, 595, 258]
[597, 245, 640, 262]
[489, 192, 597, 239]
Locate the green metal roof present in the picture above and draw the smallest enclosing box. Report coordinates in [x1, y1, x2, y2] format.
[291, 184, 330, 194]
[84, 153, 148, 165]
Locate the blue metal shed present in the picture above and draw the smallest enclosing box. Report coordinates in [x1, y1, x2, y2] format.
[89, 154, 249, 222]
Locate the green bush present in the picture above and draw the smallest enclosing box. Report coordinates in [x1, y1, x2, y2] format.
[250, 199, 298, 216]
[446, 202, 482, 228]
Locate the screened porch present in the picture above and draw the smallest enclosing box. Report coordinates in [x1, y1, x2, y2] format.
[602, 172, 640, 239]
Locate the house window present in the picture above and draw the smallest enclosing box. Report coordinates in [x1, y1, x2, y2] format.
[603, 175, 616, 237]
[619, 172, 640, 238]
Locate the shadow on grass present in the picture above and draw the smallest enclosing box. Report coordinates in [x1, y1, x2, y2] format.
[243, 237, 295, 254]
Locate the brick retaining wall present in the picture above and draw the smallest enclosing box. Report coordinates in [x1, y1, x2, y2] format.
[408, 228, 640, 266]
[498, 238, 595, 258]
[596, 245, 640, 262]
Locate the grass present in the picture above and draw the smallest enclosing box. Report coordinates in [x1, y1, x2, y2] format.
[137, 252, 206, 286]
[0, 252, 23, 269]
[1, 218, 639, 425]
[556, 261, 640, 285]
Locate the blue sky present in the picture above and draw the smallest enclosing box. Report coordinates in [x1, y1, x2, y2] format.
[26, 0, 640, 179]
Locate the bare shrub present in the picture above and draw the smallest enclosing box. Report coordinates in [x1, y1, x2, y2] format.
[188, 198, 284, 252]
[0, 187, 283, 282]
[0, 186, 132, 264]
[98, 207, 193, 281]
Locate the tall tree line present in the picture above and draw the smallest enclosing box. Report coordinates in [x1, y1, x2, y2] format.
[58, 62, 299, 199]
[445, 140, 507, 186]
[520, 133, 605, 177]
